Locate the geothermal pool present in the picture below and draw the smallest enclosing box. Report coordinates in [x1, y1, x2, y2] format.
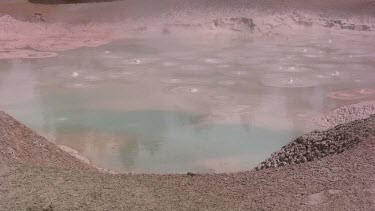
[0, 34, 374, 173]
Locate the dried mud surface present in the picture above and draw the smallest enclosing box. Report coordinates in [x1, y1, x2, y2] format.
[1, 0, 375, 59]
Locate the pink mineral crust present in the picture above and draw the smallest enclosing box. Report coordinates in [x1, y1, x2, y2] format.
[0, 13, 125, 59]
[1, 0, 375, 59]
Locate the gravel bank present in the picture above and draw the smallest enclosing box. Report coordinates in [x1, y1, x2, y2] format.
[315, 101, 375, 128]
[0, 111, 91, 171]
[257, 115, 375, 170]
[0, 111, 375, 210]
[0, 117, 373, 210]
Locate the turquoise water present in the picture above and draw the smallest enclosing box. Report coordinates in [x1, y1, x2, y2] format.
[0, 35, 374, 173]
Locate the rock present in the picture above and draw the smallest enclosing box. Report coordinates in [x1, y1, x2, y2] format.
[30, 13, 46, 23]
[187, 172, 197, 176]
[307, 192, 325, 205]
[213, 17, 256, 32]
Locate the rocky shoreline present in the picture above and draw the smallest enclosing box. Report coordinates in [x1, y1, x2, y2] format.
[257, 115, 375, 170]
[0, 111, 374, 210]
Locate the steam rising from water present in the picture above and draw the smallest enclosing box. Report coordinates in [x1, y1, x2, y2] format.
[0, 0, 375, 173]
[1, 33, 375, 173]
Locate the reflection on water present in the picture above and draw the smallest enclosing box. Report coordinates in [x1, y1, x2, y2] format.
[0, 34, 375, 173]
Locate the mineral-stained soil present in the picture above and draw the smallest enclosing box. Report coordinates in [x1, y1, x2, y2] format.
[1, 0, 375, 59]
[0, 111, 375, 210]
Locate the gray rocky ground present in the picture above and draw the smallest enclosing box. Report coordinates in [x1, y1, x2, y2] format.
[257, 115, 375, 170]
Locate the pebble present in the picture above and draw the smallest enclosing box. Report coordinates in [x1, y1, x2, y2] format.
[133, 59, 141, 64]
[187, 172, 197, 176]
[189, 88, 199, 93]
[72, 72, 79, 77]
[331, 71, 340, 76]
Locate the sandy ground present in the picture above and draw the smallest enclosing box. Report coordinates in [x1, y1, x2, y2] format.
[0, 111, 374, 210]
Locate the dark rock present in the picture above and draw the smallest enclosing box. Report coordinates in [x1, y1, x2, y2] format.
[187, 172, 197, 176]
[213, 17, 256, 32]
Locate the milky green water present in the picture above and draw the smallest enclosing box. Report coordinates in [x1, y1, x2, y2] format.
[0, 34, 374, 173]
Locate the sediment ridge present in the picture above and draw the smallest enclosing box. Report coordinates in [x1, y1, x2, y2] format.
[257, 114, 375, 170]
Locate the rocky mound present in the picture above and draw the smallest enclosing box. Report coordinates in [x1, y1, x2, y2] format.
[256, 115, 375, 170]
[0, 111, 90, 170]
[315, 101, 375, 128]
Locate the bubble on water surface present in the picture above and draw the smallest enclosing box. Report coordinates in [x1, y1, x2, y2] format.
[120, 57, 160, 65]
[56, 117, 68, 122]
[203, 58, 221, 64]
[169, 86, 200, 94]
[161, 78, 184, 84]
[133, 59, 141, 64]
[72, 72, 79, 77]
[216, 64, 231, 68]
[189, 88, 199, 93]
[279, 66, 311, 73]
[65, 83, 89, 88]
[261, 74, 320, 88]
[331, 71, 340, 77]
[221, 70, 248, 77]
[304, 53, 323, 58]
[165, 85, 212, 95]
